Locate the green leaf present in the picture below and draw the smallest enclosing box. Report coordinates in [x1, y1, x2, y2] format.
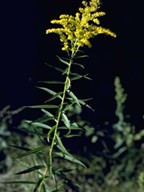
[91, 135, 98, 143]
[16, 128, 47, 137]
[16, 165, 45, 175]
[15, 127, 48, 138]
[55, 152, 86, 167]
[63, 103, 73, 112]
[70, 73, 92, 81]
[38, 80, 64, 85]
[62, 67, 69, 75]
[70, 74, 83, 81]
[9, 145, 30, 151]
[57, 55, 69, 65]
[65, 134, 81, 138]
[134, 130, 144, 141]
[73, 62, 84, 69]
[45, 92, 63, 103]
[70, 72, 80, 76]
[83, 74, 92, 80]
[11, 106, 26, 115]
[28, 105, 58, 109]
[1, 181, 36, 184]
[79, 99, 94, 111]
[36, 87, 57, 96]
[15, 146, 49, 159]
[62, 113, 70, 129]
[74, 54, 88, 59]
[70, 122, 79, 128]
[59, 126, 81, 131]
[45, 62, 63, 73]
[113, 146, 127, 158]
[26, 121, 51, 130]
[34, 177, 44, 192]
[41, 109, 54, 118]
[56, 135, 70, 155]
[67, 90, 80, 106]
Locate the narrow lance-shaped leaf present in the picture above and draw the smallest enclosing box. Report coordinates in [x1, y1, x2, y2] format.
[79, 99, 94, 111]
[25, 121, 51, 130]
[58, 126, 81, 131]
[70, 122, 81, 130]
[16, 165, 45, 175]
[74, 54, 88, 59]
[71, 73, 92, 81]
[15, 146, 49, 159]
[56, 135, 71, 155]
[45, 92, 63, 103]
[34, 177, 44, 192]
[65, 134, 81, 138]
[11, 106, 27, 115]
[28, 105, 58, 109]
[73, 62, 84, 69]
[41, 109, 54, 118]
[62, 112, 70, 129]
[57, 55, 69, 65]
[83, 74, 92, 80]
[70, 74, 83, 81]
[62, 67, 69, 75]
[55, 152, 86, 168]
[36, 87, 62, 98]
[45, 62, 63, 73]
[1, 181, 36, 185]
[67, 90, 80, 107]
[9, 145, 30, 151]
[113, 146, 127, 158]
[38, 80, 64, 85]
[63, 103, 74, 112]
[19, 129, 47, 137]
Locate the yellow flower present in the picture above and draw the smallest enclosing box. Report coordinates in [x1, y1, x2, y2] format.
[46, 0, 116, 53]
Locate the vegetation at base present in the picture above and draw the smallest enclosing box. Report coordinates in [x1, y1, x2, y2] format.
[0, 76, 144, 191]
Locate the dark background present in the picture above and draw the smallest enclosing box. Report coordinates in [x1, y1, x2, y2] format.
[0, 0, 144, 128]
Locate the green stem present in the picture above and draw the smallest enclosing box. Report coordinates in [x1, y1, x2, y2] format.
[37, 51, 76, 192]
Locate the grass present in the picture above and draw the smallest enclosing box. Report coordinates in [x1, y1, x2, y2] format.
[0, 151, 140, 192]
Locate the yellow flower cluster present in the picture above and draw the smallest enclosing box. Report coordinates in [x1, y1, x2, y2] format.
[46, 0, 116, 53]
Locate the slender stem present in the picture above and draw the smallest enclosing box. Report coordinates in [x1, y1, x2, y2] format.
[37, 51, 76, 192]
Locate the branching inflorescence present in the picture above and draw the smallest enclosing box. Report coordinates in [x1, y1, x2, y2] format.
[46, 0, 116, 53]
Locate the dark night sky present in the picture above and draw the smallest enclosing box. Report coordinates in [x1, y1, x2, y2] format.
[0, 0, 144, 127]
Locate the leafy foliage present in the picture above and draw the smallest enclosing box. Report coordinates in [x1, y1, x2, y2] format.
[0, 106, 24, 173]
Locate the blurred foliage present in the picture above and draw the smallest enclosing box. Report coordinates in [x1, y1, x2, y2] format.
[0, 106, 13, 173]
[0, 105, 26, 173]
[138, 172, 144, 192]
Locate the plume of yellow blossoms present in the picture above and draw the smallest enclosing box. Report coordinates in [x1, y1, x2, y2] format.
[46, 0, 116, 53]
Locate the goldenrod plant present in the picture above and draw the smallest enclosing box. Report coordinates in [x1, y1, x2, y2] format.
[6, 0, 116, 191]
